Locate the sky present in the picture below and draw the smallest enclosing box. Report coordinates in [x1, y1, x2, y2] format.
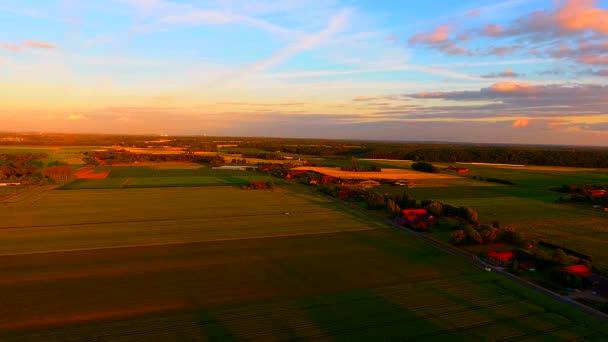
[1, 0, 608, 145]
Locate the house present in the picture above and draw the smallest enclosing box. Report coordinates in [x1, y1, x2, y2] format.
[564, 264, 593, 277]
[590, 189, 607, 197]
[488, 251, 514, 267]
[399, 209, 435, 230]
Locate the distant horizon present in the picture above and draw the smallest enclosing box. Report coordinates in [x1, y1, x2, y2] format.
[2, 130, 607, 149]
[1, 0, 607, 145]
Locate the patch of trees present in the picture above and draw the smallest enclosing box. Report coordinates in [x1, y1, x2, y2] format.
[339, 158, 381, 172]
[450, 223, 525, 246]
[538, 241, 593, 262]
[241, 152, 282, 160]
[553, 184, 608, 205]
[41, 165, 72, 180]
[84, 150, 225, 166]
[0, 153, 48, 162]
[411, 162, 439, 173]
[241, 180, 275, 190]
[471, 176, 515, 185]
[0, 154, 48, 181]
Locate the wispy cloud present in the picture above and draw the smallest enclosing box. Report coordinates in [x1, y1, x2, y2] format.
[480, 69, 522, 78]
[22, 40, 57, 49]
[234, 9, 351, 80]
[0, 40, 57, 52]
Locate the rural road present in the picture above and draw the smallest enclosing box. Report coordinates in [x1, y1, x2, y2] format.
[313, 188, 608, 323]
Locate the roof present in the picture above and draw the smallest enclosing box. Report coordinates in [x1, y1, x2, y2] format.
[564, 265, 593, 276]
[488, 251, 514, 261]
[590, 190, 607, 196]
[402, 209, 428, 216]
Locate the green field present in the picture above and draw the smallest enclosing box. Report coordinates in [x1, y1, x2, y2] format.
[1, 184, 607, 340]
[60, 167, 276, 189]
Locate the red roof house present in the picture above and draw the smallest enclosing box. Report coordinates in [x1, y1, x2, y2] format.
[402, 209, 429, 216]
[590, 190, 607, 197]
[564, 265, 593, 277]
[488, 251, 514, 266]
[399, 209, 435, 230]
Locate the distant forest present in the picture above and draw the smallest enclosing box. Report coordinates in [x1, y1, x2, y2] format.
[2, 133, 608, 168]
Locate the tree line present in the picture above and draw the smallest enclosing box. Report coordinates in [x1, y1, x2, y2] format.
[0, 153, 71, 182]
[366, 146, 608, 168]
[84, 150, 226, 166]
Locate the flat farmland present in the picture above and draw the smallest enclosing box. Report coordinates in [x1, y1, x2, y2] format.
[1, 184, 607, 340]
[291, 166, 456, 180]
[0, 187, 373, 255]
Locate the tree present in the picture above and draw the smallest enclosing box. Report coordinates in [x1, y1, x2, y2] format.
[451, 230, 466, 245]
[426, 201, 443, 217]
[480, 227, 498, 244]
[464, 207, 479, 225]
[464, 225, 483, 244]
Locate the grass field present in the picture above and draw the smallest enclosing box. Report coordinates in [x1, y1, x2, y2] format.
[1, 185, 607, 340]
[60, 166, 276, 189]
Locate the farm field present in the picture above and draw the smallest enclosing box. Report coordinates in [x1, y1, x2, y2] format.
[61, 166, 276, 189]
[1, 185, 607, 340]
[379, 164, 608, 271]
[292, 166, 456, 180]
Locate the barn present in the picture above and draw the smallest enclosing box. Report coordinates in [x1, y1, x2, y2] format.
[399, 209, 435, 230]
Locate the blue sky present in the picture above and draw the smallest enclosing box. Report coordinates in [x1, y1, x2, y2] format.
[1, 0, 608, 145]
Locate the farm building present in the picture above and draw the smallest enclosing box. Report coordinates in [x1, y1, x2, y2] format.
[564, 265, 601, 287]
[286, 170, 308, 179]
[355, 180, 380, 188]
[0, 182, 21, 186]
[398, 209, 435, 230]
[446, 166, 470, 173]
[488, 251, 514, 267]
[590, 189, 607, 197]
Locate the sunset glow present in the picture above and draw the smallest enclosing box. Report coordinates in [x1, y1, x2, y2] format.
[1, 0, 608, 145]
